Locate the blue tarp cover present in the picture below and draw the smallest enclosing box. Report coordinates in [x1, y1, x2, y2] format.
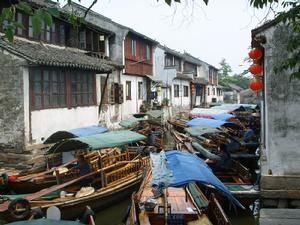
[44, 125, 108, 144]
[68, 125, 108, 137]
[212, 113, 235, 121]
[151, 151, 244, 209]
[187, 118, 226, 128]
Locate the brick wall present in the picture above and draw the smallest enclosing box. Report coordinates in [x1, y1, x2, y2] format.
[0, 52, 25, 153]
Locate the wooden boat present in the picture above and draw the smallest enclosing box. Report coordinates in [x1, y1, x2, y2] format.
[8, 130, 146, 194]
[0, 131, 149, 221]
[126, 150, 246, 225]
[0, 150, 150, 221]
[125, 170, 230, 225]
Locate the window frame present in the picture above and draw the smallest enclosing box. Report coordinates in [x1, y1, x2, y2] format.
[138, 82, 143, 100]
[30, 67, 96, 110]
[131, 39, 137, 57]
[183, 85, 189, 97]
[126, 81, 132, 100]
[174, 84, 180, 98]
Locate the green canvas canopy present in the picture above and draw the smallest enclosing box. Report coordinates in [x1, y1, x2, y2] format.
[119, 117, 145, 128]
[184, 125, 220, 137]
[47, 130, 146, 154]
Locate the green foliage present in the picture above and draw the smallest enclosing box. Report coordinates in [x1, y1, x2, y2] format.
[250, 0, 300, 80]
[218, 59, 250, 90]
[0, 1, 83, 41]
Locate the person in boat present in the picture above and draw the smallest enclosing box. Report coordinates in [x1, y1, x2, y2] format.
[147, 128, 157, 147]
[72, 154, 93, 187]
[210, 144, 232, 172]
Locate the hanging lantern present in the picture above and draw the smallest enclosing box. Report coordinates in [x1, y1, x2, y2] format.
[249, 79, 263, 92]
[249, 64, 263, 75]
[248, 48, 263, 60]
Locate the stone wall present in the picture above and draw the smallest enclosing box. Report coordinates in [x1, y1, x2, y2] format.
[262, 24, 300, 176]
[0, 52, 25, 153]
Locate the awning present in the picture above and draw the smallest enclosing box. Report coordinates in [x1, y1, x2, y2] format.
[151, 151, 244, 209]
[47, 130, 146, 154]
[119, 117, 145, 128]
[44, 125, 108, 144]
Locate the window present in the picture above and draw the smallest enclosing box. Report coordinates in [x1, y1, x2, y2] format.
[31, 68, 95, 110]
[16, 12, 23, 36]
[71, 72, 95, 106]
[31, 68, 66, 109]
[174, 84, 179, 97]
[212, 88, 215, 96]
[126, 81, 132, 100]
[174, 57, 181, 71]
[207, 87, 210, 96]
[40, 21, 50, 42]
[59, 24, 65, 45]
[79, 30, 86, 49]
[138, 82, 143, 99]
[131, 40, 136, 57]
[28, 16, 33, 38]
[183, 86, 188, 97]
[165, 55, 173, 67]
[146, 45, 151, 60]
[196, 86, 202, 96]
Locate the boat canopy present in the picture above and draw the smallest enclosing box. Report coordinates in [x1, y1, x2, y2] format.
[119, 117, 145, 128]
[47, 130, 146, 154]
[6, 218, 84, 225]
[44, 125, 108, 144]
[151, 151, 244, 209]
[187, 118, 226, 128]
[184, 125, 220, 137]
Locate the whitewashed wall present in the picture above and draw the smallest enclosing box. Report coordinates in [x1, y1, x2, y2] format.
[172, 78, 190, 111]
[121, 74, 147, 118]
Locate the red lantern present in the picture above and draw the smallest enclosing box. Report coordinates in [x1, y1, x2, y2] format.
[248, 48, 263, 60]
[249, 64, 263, 75]
[249, 79, 263, 92]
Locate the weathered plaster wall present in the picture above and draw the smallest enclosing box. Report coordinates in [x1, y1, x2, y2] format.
[0, 51, 25, 152]
[121, 74, 146, 118]
[261, 24, 300, 175]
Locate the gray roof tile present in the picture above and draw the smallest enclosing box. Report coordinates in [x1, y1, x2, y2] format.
[0, 38, 123, 72]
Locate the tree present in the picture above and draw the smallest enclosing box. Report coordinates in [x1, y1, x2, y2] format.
[218, 59, 250, 90]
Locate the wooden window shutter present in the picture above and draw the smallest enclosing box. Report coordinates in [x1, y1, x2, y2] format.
[109, 83, 115, 104]
[114, 83, 124, 104]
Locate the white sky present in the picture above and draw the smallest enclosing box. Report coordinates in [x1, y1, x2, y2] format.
[60, 0, 279, 74]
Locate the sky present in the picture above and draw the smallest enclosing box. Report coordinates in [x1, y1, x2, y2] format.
[60, 0, 279, 74]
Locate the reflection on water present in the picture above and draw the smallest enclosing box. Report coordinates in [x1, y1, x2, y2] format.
[95, 198, 131, 225]
[94, 198, 258, 225]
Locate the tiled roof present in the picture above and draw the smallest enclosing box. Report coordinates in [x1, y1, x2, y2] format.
[0, 38, 122, 72]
